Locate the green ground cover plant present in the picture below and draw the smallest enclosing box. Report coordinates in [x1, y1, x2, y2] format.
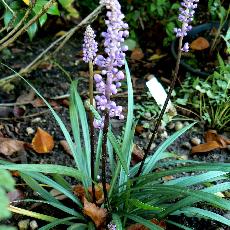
[175, 55, 230, 131]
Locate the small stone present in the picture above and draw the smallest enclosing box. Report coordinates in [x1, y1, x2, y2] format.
[141, 132, 148, 139]
[184, 121, 190, 126]
[148, 133, 152, 140]
[175, 121, 184, 131]
[168, 122, 175, 130]
[30, 220, 38, 230]
[181, 142, 192, 150]
[158, 125, 165, 132]
[160, 131, 168, 139]
[18, 219, 30, 230]
[26, 127, 35, 135]
[180, 154, 188, 160]
[31, 117, 41, 123]
[191, 137, 201, 145]
[143, 112, 152, 120]
[150, 143, 156, 151]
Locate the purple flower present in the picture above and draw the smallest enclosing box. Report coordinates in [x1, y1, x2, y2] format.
[83, 25, 98, 63]
[181, 42, 189, 52]
[93, 0, 129, 127]
[174, 0, 199, 52]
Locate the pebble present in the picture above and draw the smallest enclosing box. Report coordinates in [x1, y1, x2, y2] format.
[180, 154, 188, 160]
[143, 112, 152, 120]
[26, 127, 35, 135]
[30, 220, 38, 230]
[181, 142, 192, 150]
[31, 117, 41, 123]
[175, 121, 184, 131]
[184, 121, 190, 126]
[168, 122, 175, 130]
[160, 131, 168, 139]
[157, 125, 165, 132]
[150, 143, 156, 151]
[148, 133, 152, 140]
[141, 132, 148, 139]
[191, 137, 201, 145]
[18, 219, 30, 230]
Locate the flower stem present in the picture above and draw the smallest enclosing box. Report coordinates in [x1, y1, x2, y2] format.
[136, 36, 183, 177]
[101, 111, 110, 209]
[89, 61, 96, 203]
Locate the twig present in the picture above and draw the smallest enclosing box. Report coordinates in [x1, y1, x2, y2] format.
[1, 0, 15, 15]
[0, 0, 56, 52]
[0, 109, 51, 120]
[136, 36, 184, 177]
[0, 5, 103, 84]
[53, 5, 103, 54]
[0, 8, 32, 45]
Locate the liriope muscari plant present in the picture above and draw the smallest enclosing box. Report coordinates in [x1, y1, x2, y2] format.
[1, 0, 230, 229]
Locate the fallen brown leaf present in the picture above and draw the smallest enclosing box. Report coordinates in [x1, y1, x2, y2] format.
[32, 128, 54, 154]
[0, 138, 25, 156]
[83, 197, 107, 228]
[88, 183, 110, 205]
[60, 140, 72, 156]
[192, 130, 230, 154]
[190, 37, 209, 50]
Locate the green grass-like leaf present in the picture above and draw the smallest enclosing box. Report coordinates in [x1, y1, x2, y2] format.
[142, 122, 196, 175]
[175, 207, 230, 226]
[126, 214, 163, 230]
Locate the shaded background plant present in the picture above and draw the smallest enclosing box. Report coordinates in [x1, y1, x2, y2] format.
[174, 55, 230, 131]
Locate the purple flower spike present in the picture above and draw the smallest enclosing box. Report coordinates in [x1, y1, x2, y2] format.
[174, 0, 199, 52]
[93, 0, 129, 128]
[83, 25, 98, 63]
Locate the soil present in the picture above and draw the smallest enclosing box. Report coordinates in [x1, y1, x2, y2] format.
[0, 13, 230, 230]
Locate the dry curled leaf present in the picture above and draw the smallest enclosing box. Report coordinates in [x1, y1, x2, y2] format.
[73, 184, 85, 202]
[32, 128, 54, 154]
[0, 138, 25, 156]
[190, 37, 210, 50]
[83, 197, 107, 228]
[88, 183, 110, 205]
[131, 144, 144, 165]
[192, 130, 230, 154]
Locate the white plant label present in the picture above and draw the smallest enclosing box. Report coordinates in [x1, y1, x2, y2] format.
[146, 75, 173, 112]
